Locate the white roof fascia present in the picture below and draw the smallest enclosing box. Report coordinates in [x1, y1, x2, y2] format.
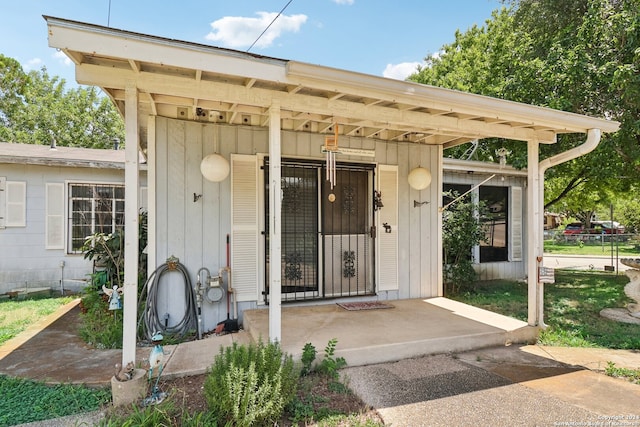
[443, 158, 528, 177]
[286, 61, 620, 135]
[45, 16, 288, 83]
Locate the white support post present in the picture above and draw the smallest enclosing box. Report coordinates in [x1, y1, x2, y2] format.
[527, 140, 540, 326]
[268, 101, 282, 342]
[122, 85, 140, 366]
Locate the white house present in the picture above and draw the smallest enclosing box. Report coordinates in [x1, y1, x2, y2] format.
[0, 142, 147, 295]
[44, 16, 620, 366]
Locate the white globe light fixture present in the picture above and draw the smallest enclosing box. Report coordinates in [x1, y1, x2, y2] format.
[408, 167, 432, 190]
[200, 154, 230, 182]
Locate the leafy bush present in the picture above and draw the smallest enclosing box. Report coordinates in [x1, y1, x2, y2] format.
[300, 342, 317, 376]
[442, 191, 488, 295]
[78, 285, 123, 349]
[79, 210, 147, 349]
[204, 340, 298, 426]
[316, 338, 347, 380]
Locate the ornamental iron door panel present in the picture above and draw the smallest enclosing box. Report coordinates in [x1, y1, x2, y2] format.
[264, 159, 374, 303]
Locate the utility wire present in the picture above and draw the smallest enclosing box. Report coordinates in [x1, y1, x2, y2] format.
[247, 0, 295, 52]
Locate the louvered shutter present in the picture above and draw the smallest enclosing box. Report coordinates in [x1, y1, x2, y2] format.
[510, 186, 523, 261]
[46, 183, 65, 249]
[6, 181, 26, 227]
[231, 154, 259, 302]
[377, 165, 398, 291]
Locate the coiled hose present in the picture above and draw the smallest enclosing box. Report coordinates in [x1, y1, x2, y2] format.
[138, 259, 198, 341]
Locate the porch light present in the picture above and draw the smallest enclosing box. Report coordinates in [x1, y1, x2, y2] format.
[200, 154, 230, 182]
[408, 167, 431, 190]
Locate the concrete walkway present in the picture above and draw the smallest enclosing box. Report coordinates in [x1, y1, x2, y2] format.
[346, 344, 640, 426]
[2, 298, 640, 426]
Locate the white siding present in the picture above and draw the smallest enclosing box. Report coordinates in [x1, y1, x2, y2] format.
[0, 177, 5, 229]
[151, 117, 444, 329]
[0, 162, 146, 295]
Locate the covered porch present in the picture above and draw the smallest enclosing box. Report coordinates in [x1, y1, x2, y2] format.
[241, 298, 536, 366]
[44, 16, 619, 370]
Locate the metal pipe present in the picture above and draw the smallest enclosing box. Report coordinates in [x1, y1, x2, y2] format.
[533, 129, 602, 327]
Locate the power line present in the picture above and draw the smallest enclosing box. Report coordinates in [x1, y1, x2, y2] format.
[247, 0, 295, 52]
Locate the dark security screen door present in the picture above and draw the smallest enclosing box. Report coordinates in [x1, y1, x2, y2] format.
[264, 159, 374, 302]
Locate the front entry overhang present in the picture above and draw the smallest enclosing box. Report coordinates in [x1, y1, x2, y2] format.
[44, 16, 620, 367]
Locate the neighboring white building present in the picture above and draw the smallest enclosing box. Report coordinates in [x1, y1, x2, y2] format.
[0, 142, 147, 295]
[443, 158, 528, 281]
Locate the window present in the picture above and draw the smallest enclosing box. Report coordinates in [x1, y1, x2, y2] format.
[479, 186, 508, 262]
[68, 183, 125, 253]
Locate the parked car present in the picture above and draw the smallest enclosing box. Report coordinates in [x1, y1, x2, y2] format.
[589, 221, 625, 234]
[563, 223, 585, 235]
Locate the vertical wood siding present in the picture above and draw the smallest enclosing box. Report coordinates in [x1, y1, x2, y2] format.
[154, 117, 442, 329]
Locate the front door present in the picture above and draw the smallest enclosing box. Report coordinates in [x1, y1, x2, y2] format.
[264, 159, 375, 302]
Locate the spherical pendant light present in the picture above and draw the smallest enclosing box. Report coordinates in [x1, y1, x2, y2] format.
[408, 167, 432, 190]
[200, 153, 230, 182]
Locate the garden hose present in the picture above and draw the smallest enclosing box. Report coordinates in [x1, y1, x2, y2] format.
[138, 257, 198, 341]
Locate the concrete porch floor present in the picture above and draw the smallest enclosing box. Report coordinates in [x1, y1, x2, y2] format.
[243, 297, 539, 366]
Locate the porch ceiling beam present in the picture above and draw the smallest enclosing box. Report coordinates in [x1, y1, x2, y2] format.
[78, 65, 558, 144]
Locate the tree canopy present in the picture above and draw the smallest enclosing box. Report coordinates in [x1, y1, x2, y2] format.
[409, 0, 639, 217]
[0, 54, 124, 149]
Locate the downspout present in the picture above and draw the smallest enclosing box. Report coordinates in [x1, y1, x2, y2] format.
[533, 128, 602, 327]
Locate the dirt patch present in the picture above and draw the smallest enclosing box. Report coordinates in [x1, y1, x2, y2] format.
[132, 372, 384, 426]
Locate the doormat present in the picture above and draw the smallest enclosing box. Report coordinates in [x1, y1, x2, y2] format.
[337, 301, 394, 311]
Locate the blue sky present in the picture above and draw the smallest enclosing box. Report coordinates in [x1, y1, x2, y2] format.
[0, 0, 502, 86]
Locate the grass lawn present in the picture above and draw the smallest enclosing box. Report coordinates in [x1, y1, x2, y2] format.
[544, 239, 640, 257]
[0, 295, 75, 346]
[450, 270, 640, 349]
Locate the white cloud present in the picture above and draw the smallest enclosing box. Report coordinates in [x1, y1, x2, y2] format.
[383, 62, 423, 80]
[53, 50, 72, 66]
[333, 0, 354, 4]
[22, 57, 42, 71]
[205, 12, 307, 49]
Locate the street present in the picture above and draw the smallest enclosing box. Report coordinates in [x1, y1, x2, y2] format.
[543, 253, 634, 273]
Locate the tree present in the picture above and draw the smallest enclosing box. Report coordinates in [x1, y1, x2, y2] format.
[0, 54, 124, 148]
[409, 1, 640, 217]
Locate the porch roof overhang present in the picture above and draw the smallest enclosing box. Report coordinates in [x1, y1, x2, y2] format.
[44, 16, 620, 152]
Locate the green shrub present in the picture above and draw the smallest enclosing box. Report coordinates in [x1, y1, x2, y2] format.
[317, 338, 347, 380]
[300, 342, 317, 376]
[204, 340, 298, 426]
[79, 210, 147, 349]
[78, 283, 123, 349]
